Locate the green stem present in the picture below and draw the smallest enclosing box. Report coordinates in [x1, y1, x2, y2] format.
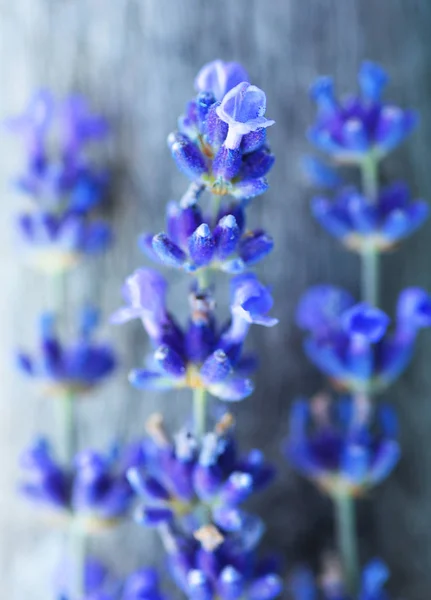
[197, 268, 209, 290]
[211, 193, 221, 224]
[193, 387, 207, 438]
[360, 154, 380, 307]
[334, 492, 360, 595]
[70, 522, 86, 599]
[62, 391, 76, 463]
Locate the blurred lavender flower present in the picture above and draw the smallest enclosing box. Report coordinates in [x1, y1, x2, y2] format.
[163, 524, 282, 600]
[289, 558, 390, 599]
[170, 60, 274, 201]
[7, 90, 112, 272]
[312, 183, 428, 252]
[296, 285, 431, 393]
[127, 412, 274, 529]
[17, 306, 116, 397]
[19, 437, 144, 530]
[140, 201, 273, 275]
[57, 558, 166, 600]
[284, 395, 399, 497]
[309, 61, 417, 163]
[17, 211, 112, 273]
[111, 269, 276, 401]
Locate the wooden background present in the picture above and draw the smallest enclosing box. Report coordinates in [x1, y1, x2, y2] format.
[1, 1, 431, 598]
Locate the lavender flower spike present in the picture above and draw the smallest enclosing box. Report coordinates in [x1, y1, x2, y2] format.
[217, 82, 275, 149]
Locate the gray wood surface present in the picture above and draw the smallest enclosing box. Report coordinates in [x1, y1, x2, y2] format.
[1, 1, 431, 598]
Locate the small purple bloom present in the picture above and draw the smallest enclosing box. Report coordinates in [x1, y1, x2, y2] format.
[195, 60, 250, 101]
[309, 61, 417, 162]
[297, 285, 431, 393]
[19, 437, 144, 528]
[285, 395, 399, 496]
[230, 274, 278, 327]
[128, 412, 274, 531]
[311, 183, 429, 252]
[139, 203, 273, 275]
[216, 83, 275, 149]
[17, 306, 116, 397]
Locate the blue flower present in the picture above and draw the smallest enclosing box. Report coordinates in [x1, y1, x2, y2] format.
[7, 90, 112, 271]
[297, 285, 431, 393]
[17, 306, 116, 397]
[162, 524, 282, 600]
[195, 60, 249, 101]
[16, 211, 112, 273]
[312, 183, 429, 251]
[7, 90, 108, 210]
[112, 270, 276, 401]
[19, 437, 144, 530]
[309, 61, 417, 162]
[289, 558, 390, 600]
[56, 558, 167, 600]
[140, 202, 273, 275]
[284, 395, 399, 497]
[127, 412, 274, 530]
[216, 82, 275, 149]
[170, 62, 275, 202]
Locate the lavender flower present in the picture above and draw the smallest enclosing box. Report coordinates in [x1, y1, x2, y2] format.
[285, 395, 399, 497]
[297, 285, 431, 393]
[195, 60, 249, 102]
[309, 61, 417, 163]
[312, 183, 428, 251]
[111, 269, 276, 401]
[17, 307, 116, 397]
[19, 437, 144, 530]
[8, 90, 112, 272]
[163, 524, 282, 600]
[17, 211, 112, 273]
[127, 413, 274, 529]
[170, 61, 274, 200]
[140, 202, 273, 275]
[57, 558, 166, 600]
[289, 558, 390, 599]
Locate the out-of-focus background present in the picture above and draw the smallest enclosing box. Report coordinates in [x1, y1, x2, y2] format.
[1, 1, 431, 598]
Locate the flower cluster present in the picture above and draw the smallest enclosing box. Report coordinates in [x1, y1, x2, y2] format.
[17, 306, 116, 398]
[57, 558, 167, 600]
[127, 412, 274, 529]
[19, 437, 143, 530]
[297, 285, 431, 393]
[140, 201, 273, 275]
[164, 524, 282, 600]
[308, 61, 416, 163]
[112, 268, 276, 401]
[170, 59, 275, 201]
[285, 395, 399, 497]
[7, 90, 112, 273]
[289, 558, 390, 600]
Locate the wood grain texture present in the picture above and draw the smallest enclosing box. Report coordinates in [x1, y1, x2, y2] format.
[1, 0, 431, 597]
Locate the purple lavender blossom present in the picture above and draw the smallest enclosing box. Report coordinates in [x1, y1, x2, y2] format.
[7, 90, 112, 272]
[57, 558, 166, 600]
[309, 61, 417, 163]
[289, 558, 390, 599]
[19, 437, 144, 529]
[296, 285, 431, 393]
[195, 60, 249, 101]
[170, 61, 275, 201]
[140, 202, 273, 275]
[112, 269, 276, 401]
[312, 183, 429, 251]
[163, 524, 282, 600]
[285, 395, 399, 497]
[17, 306, 116, 397]
[127, 412, 274, 529]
